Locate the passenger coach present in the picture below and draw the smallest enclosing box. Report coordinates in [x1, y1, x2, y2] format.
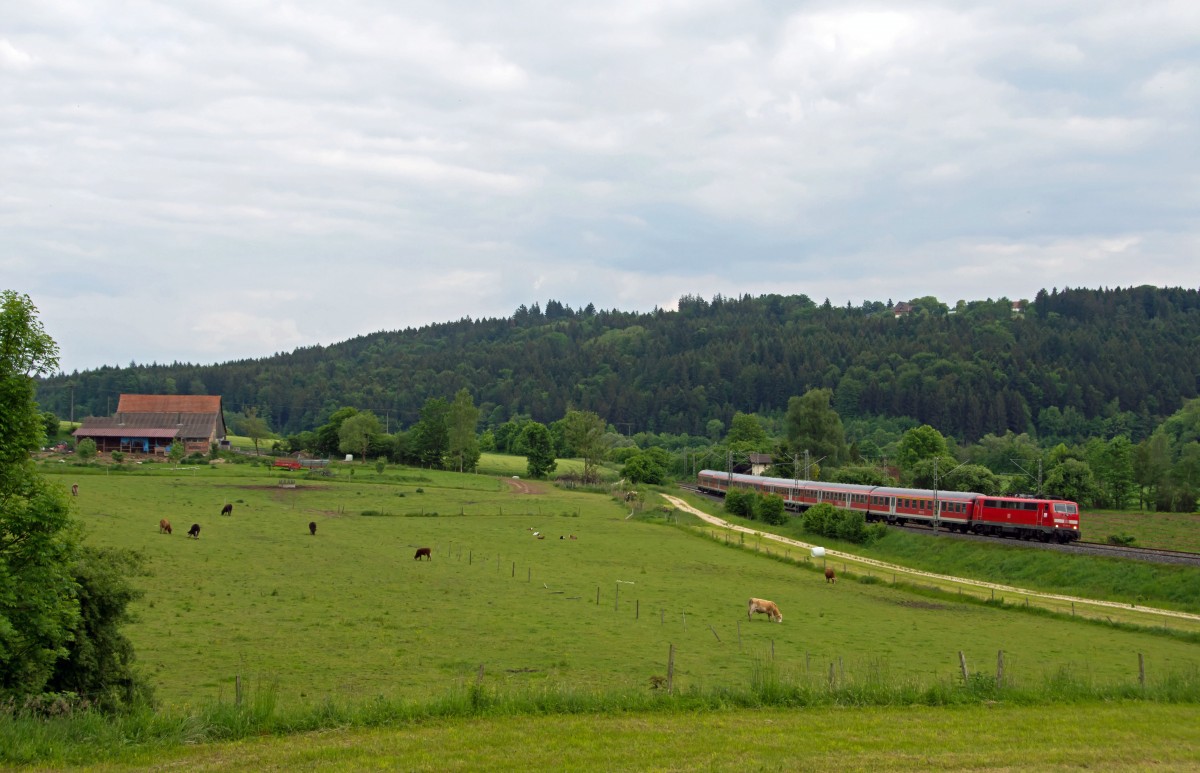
[696, 470, 1080, 543]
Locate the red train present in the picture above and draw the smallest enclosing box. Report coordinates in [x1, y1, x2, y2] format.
[696, 470, 1081, 543]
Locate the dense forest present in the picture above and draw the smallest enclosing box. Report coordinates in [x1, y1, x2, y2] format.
[36, 286, 1199, 449]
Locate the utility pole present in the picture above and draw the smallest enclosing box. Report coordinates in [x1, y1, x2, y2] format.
[933, 457, 940, 536]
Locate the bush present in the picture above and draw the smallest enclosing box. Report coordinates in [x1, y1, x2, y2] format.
[758, 494, 787, 525]
[800, 503, 878, 545]
[724, 489, 756, 519]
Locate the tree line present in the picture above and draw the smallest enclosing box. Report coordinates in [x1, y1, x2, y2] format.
[35, 286, 1200, 449]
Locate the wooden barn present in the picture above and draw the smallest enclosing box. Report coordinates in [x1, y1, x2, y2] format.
[73, 395, 227, 455]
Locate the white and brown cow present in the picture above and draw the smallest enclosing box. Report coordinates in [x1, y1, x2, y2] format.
[748, 597, 783, 623]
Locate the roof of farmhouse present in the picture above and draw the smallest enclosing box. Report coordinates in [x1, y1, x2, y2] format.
[117, 394, 222, 414]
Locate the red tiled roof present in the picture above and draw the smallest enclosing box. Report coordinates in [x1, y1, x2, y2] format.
[74, 427, 179, 439]
[116, 394, 222, 414]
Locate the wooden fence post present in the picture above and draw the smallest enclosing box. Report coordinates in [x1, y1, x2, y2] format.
[596, 586, 600, 605]
[996, 650, 1005, 688]
[959, 651, 969, 682]
[828, 662, 836, 690]
[1139, 653, 1145, 688]
[667, 644, 675, 694]
[709, 625, 721, 642]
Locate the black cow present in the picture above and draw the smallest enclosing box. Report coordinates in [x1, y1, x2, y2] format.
[220, 503, 233, 516]
[188, 523, 201, 539]
[309, 521, 317, 536]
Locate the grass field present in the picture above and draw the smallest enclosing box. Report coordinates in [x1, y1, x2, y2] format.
[38, 463, 1200, 714]
[1084, 509, 1200, 553]
[30, 704, 1200, 771]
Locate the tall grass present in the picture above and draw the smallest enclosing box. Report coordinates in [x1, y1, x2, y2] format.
[4, 661, 1199, 766]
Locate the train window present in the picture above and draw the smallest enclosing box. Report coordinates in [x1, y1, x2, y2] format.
[984, 499, 1000, 508]
[1054, 503, 1078, 515]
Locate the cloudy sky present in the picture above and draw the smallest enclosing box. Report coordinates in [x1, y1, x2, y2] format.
[4, 1, 1198, 372]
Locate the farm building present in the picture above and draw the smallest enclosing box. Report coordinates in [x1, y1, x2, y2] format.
[73, 394, 227, 455]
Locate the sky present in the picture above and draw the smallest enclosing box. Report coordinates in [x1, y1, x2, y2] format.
[4, 1, 1199, 373]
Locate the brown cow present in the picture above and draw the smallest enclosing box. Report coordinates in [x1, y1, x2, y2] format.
[159, 518, 172, 535]
[414, 547, 431, 560]
[825, 567, 836, 584]
[71, 483, 79, 496]
[220, 503, 233, 516]
[187, 523, 201, 539]
[748, 597, 783, 623]
[309, 521, 317, 536]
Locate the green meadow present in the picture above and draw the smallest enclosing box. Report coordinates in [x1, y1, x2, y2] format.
[42, 462, 1200, 712]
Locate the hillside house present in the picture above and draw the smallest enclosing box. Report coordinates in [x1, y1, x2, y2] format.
[73, 394, 227, 455]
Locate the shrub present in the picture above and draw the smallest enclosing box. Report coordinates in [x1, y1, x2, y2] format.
[724, 489, 756, 519]
[758, 494, 787, 525]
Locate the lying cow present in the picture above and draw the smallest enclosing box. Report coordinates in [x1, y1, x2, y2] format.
[825, 567, 836, 584]
[188, 523, 201, 539]
[414, 547, 431, 561]
[159, 518, 172, 535]
[748, 597, 783, 623]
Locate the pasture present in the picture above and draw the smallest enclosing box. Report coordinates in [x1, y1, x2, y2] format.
[1084, 508, 1200, 553]
[46, 463, 1200, 712]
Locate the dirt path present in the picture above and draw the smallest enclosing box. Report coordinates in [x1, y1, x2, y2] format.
[502, 476, 544, 495]
[662, 494, 1200, 627]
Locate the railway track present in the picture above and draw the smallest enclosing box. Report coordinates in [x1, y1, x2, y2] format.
[677, 485, 1200, 568]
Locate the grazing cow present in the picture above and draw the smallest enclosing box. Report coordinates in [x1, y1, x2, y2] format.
[825, 567, 836, 584]
[220, 503, 233, 516]
[414, 547, 431, 560]
[569, 535, 577, 540]
[187, 523, 201, 539]
[71, 483, 79, 496]
[309, 521, 317, 536]
[159, 518, 172, 535]
[748, 597, 783, 623]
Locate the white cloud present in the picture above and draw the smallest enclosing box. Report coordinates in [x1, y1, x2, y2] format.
[3, 0, 1198, 370]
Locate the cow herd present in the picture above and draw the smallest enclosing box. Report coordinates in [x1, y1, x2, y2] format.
[157, 503, 317, 539]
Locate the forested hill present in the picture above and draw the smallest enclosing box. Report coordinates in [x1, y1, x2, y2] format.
[36, 286, 1200, 445]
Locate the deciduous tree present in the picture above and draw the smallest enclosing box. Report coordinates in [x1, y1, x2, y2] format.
[521, 422, 557, 479]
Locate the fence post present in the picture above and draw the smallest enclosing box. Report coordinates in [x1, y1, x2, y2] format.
[996, 650, 1005, 688]
[235, 674, 242, 706]
[512, 562, 515, 578]
[828, 662, 836, 690]
[636, 600, 639, 620]
[667, 644, 675, 694]
[596, 586, 600, 605]
[1139, 653, 1145, 688]
[709, 625, 721, 642]
[959, 651, 969, 682]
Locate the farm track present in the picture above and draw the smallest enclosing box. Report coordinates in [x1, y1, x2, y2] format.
[678, 485, 1200, 567]
[662, 493, 1200, 627]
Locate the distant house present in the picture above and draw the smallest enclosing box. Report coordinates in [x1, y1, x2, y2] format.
[73, 395, 227, 455]
[892, 302, 914, 318]
[731, 453, 775, 476]
[748, 453, 774, 476]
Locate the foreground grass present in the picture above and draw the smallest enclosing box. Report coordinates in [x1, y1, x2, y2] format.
[70, 704, 1200, 771]
[6, 668, 1200, 768]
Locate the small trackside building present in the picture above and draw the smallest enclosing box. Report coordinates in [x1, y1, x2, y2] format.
[73, 394, 227, 455]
